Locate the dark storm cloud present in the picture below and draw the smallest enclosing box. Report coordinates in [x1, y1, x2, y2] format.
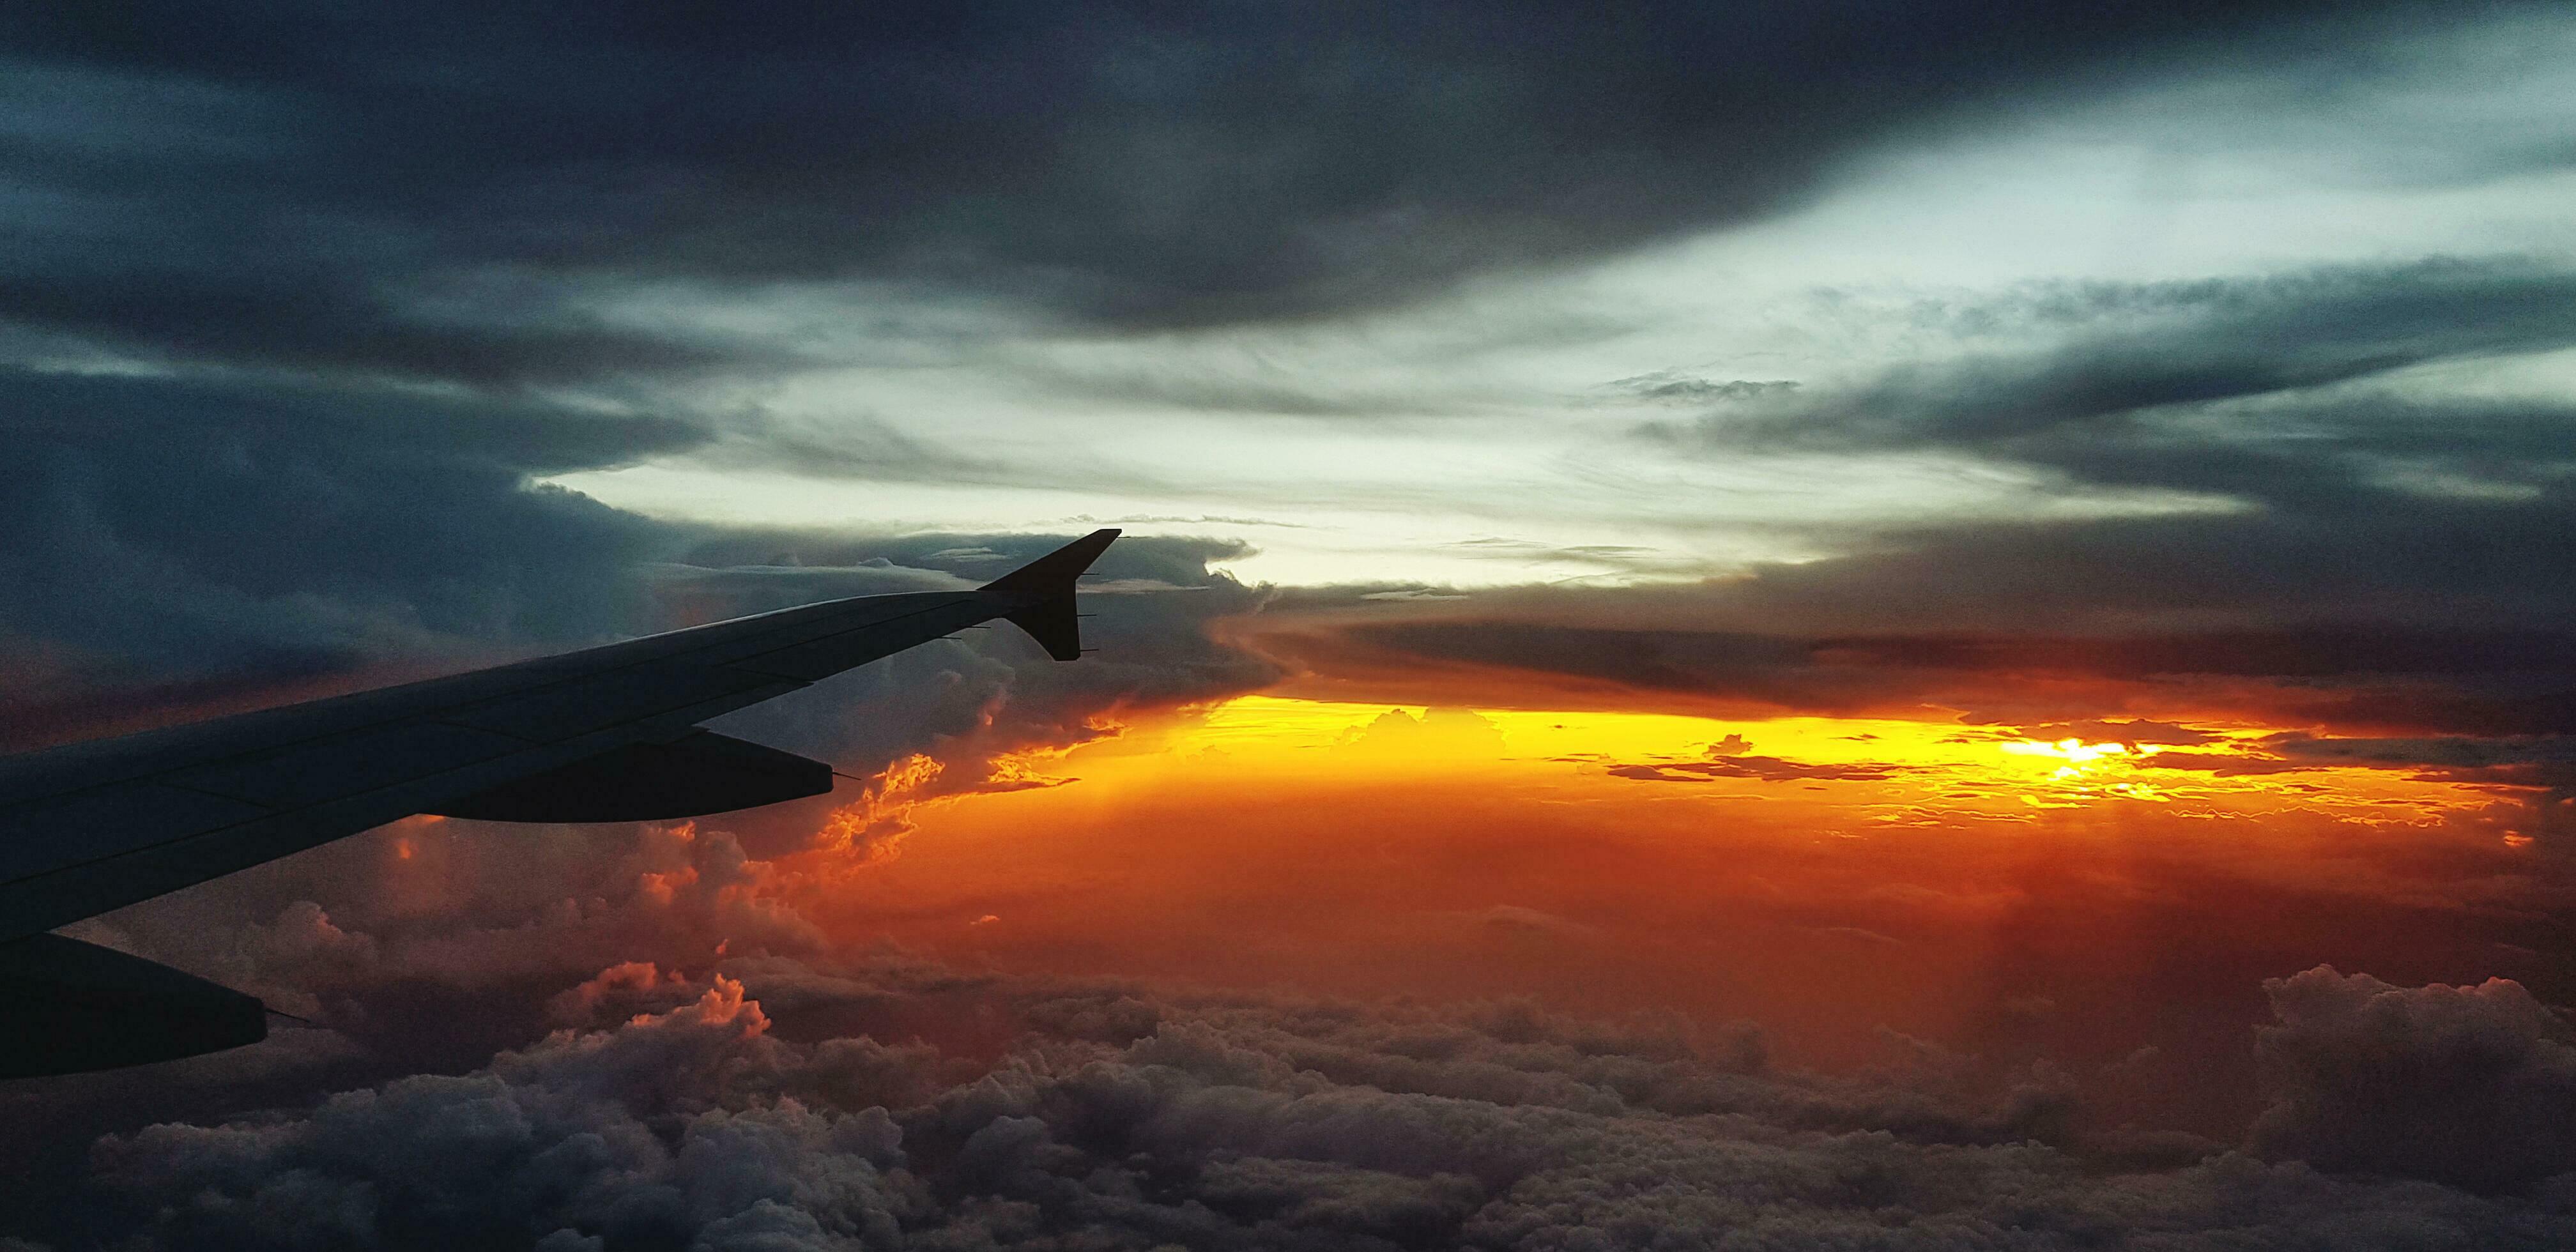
[3, 365, 710, 475]
[0, 0, 2506, 381]
[0, 368, 688, 705]
[33, 952, 2576, 1249]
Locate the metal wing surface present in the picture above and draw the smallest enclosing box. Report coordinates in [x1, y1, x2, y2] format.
[0, 528, 1119, 945]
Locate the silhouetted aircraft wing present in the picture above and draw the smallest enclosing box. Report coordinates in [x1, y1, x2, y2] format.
[0, 529, 1116, 1077]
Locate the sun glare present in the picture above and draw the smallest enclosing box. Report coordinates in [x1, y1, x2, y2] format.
[2002, 737, 2164, 765]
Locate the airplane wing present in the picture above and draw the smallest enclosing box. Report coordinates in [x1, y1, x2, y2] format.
[0, 528, 1117, 1077]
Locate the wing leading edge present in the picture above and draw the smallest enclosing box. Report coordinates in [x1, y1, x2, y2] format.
[0, 529, 1116, 1076]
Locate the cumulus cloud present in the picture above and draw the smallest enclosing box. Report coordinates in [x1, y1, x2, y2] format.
[2251, 965, 2576, 1194]
[36, 957, 2576, 1249]
[34, 818, 833, 1095]
[88, 979, 916, 1250]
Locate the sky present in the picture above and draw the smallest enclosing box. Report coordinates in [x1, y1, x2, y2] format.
[5, 3, 2576, 1248]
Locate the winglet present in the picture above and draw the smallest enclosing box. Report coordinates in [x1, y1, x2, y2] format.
[982, 529, 1119, 660]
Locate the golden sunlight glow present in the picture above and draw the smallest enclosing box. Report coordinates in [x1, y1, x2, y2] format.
[779, 692, 2536, 1072]
[938, 694, 2496, 828]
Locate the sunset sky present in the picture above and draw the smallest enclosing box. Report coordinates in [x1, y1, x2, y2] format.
[6, 3, 2576, 1248]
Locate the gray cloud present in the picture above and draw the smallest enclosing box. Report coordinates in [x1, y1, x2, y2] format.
[2258, 735, 2576, 837]
[2264, 733, 2576, 774]
[1661, 261, 2576, 515]
[27, 954, 2576, 1249]
[6, 8, 2575, 1244]
[0, 1, 2527, 389]
[1609, 372, 1799, 406]
[0, 370, 684, 712]
[2252, 965, 2576, 1194]
[1262, 611, 2576, 743]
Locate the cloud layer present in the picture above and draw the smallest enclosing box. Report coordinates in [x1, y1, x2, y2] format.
[5, 1, 2474, 356]
[41, 956, 2576, 1250]
[8, 7, 2576, 1247]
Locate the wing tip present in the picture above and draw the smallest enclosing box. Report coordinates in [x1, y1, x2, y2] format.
[985, 530, 1120, 661]
[981, 528, 1121, 595]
